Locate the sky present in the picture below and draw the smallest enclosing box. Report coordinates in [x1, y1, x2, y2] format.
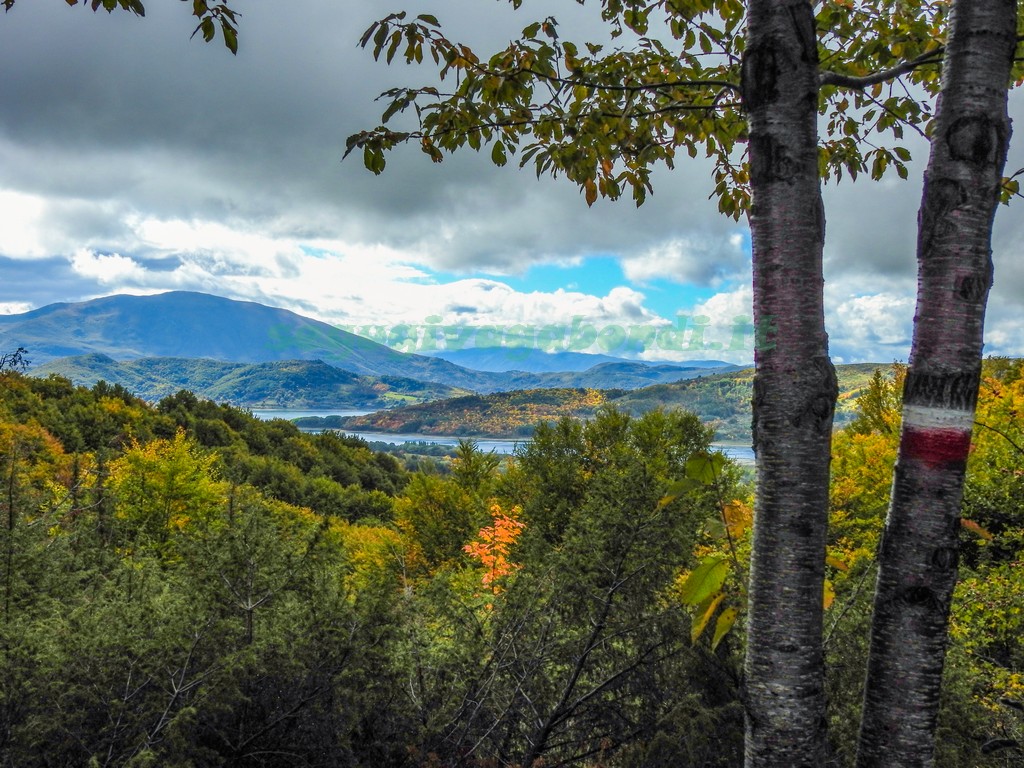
[1, 1, 1022, 366]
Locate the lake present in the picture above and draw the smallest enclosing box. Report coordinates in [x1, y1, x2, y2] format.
[251, 409, 755, 462]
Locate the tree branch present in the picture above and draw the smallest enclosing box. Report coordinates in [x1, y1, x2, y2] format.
[974, 419, 1024, 457]
[820, 47, 945, 90]
[519, 66, 743, 98]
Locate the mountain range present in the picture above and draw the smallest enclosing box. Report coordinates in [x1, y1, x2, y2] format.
[2, 292, 742, 402]
[422, 347, 732, 373]
[28, 354, 470, 409]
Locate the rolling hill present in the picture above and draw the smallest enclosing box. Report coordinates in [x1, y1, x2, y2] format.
[30, 354, 470, 409]
[332, 363, 888, 441]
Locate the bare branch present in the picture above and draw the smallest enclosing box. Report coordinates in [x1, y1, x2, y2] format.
[820, 47, 945, 90]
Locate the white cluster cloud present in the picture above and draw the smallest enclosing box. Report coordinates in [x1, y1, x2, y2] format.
[70, 249, 147, 285]
[828, 292, 915, 363]
[16, 209, 671, 347]
[622, 233, 747, 286]
[0, 302, 33, 315]
[0, 190, 48, 259]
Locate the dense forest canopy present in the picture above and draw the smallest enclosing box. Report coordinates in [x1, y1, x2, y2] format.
[0, 361, 1021, 765]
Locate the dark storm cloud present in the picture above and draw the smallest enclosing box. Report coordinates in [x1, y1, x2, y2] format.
[0, 256, 101, 307]
[0, 1, 736, 272]
[0, 1, 1021, 361]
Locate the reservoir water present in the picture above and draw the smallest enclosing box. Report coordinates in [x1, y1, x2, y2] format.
[251, 409, 755, 463]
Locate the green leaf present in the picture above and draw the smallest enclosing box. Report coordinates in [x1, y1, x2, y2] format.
[711, 606, 738, 650]
[678, 557, 729, 606]
[703, 515, 727, 539]
[222, 23, 237, 55]
[491, 141, 507, 167]
[660, 477, 699, 508]
[684, 451, 726, 485]
[363, 146, 386, 175]
[386, 30, 402, 64]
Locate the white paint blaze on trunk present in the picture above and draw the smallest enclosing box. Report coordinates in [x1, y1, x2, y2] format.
[741, 1, 836, 765]
[856, 1, 1017, 765]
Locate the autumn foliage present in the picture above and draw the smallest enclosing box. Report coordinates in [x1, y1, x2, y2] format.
[463, 502, 525, 591]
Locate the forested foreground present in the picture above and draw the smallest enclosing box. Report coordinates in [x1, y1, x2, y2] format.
[0, 363, 1021, 767]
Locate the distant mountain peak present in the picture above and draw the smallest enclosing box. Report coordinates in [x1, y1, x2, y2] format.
[3, 292, 742, 394]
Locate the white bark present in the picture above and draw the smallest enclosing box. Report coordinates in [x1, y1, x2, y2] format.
[857, 2, 1017, 765]
[742, 1, 837, 764]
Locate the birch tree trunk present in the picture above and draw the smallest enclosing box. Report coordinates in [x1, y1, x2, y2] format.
[857, 2, 1017, 765]
[742, 2, 837, 764]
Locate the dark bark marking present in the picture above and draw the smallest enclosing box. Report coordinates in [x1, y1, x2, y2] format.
[749, 133, 798, 185]
[901, 585, 941, 610]
[788, 516, 816, 539]
[903, 368, 981, 411]
[813, 195, 825, 243]
[786, 2, 818, 66]
[791, 357, 838, 433]
[751, 375, 767, 453]
[740, 44, 778, 114]
[930, 546, 958, 570]
[955, 271, 991, 302]
[918, 176, 967, 252]
[946, 115, 999, 167]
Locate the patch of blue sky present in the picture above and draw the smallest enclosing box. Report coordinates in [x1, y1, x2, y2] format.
[637, 280, 721, 318]
[433, 256, 728, 319]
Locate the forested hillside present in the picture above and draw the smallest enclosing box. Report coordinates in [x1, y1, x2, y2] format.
[335, 363, 884, 440]
[329, 387, 618, 437]
[0, 362, 1020, 766]
[32, 354, 470, 408]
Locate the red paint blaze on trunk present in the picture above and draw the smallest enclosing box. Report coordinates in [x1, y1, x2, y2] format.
[902, 427, 972, 469]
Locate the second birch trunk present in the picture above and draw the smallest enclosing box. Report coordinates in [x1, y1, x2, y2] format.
[857, 1, 1017, 765]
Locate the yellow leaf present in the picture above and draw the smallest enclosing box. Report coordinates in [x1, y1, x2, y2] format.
[723, 499, 753, 538]
[691, 592, 725, 644]
[826, 555, 850, 572]
[823, 578, 836, 610]
[712, 607, 738, 650]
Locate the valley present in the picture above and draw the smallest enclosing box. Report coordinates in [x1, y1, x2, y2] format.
[7, 292, 886, 444]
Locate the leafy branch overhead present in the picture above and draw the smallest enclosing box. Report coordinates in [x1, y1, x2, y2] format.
[1, 0, 240, 54]
[345, 1, 970, 217]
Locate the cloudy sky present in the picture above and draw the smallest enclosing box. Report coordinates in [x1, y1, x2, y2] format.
[1, 1, 1021, 365]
